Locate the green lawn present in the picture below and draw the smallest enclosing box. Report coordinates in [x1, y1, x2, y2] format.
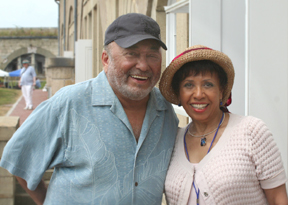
[0, 88, 21, 105]
[0, 88, 22, 116]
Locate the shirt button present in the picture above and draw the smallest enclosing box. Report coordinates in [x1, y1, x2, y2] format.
[204, 192, 208, 197]
[135, 182, 138, 186]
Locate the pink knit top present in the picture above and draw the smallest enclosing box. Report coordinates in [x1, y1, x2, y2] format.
[165, 114, 287, 205]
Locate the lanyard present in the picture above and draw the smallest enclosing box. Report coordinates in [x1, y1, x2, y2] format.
[184, 112, 224, 205]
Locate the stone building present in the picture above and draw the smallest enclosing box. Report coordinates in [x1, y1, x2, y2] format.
[0, 28, 58, 77]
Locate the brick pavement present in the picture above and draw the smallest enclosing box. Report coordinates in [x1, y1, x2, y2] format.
[8, 89, 48, 125]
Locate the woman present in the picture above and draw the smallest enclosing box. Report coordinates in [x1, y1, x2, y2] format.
[159, 45, 288, 205]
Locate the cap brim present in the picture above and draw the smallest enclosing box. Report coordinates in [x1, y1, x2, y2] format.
[115, 34, 167, 50]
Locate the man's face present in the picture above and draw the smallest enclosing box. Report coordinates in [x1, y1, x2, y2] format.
[103, 39, 162, 102]
[23, 63, 29, 68]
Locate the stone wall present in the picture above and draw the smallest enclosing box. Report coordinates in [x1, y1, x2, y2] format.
[0, 117, 20, 205]
[0, 28, 58, 71]
[46, 57, 75, 97]
[0, 38, 58, 60]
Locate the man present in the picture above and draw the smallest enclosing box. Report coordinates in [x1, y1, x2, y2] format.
[35, 78, 41, 89]
[18, 59, 36, 110]
[0, 13, 178, 204]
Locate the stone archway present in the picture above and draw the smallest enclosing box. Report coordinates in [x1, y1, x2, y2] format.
[1, 47, 56, 71]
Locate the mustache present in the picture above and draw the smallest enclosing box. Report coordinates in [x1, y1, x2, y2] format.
[128, 70, 153, 78]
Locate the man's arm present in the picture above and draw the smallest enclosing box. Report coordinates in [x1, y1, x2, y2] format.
[15, 176, 47, 205]
[18, 77, 21, 88]
[33, 76, 36, 86]
[264, 184, 288, 205]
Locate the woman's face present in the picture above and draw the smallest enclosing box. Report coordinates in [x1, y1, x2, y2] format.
[179, 72, 223, 123]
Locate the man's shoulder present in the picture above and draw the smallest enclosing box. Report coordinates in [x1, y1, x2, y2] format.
[51, 78, 95, 103]
[151, 87, 178, 123]
[28, 66, 35, 70]
[58, 78, 95, 94]
[51, 73, 109, 107]
[151, 87, 174, 108]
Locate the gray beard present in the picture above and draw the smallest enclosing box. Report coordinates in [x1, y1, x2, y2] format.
[107, 71, 153, 101]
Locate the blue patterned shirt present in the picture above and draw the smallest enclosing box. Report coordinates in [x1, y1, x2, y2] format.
[0, 71, 178, 205]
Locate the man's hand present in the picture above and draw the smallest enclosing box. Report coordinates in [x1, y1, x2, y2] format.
[33, 77, 36, 86]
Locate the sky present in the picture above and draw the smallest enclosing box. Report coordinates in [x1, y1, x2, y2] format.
[0, 0, 58, 28]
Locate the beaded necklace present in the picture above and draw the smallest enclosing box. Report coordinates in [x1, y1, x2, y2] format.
[184, 112, 224, 205]
[188, 114, 225, 146]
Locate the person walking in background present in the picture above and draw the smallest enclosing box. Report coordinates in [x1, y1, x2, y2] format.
[35, 78, 41, 89]
[0, 13, 178, 204]
[18, 59, 36, 110]
[160, 45, 288, 204]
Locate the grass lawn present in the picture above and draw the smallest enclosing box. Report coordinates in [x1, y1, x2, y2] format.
[0, 88, 22, 116]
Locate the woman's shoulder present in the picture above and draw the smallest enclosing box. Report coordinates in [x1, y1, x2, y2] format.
[229, 113, 265, 128]
[176, 125, 189, 140]
[169, 126, 187, 156]
[229, 113, 270, 141]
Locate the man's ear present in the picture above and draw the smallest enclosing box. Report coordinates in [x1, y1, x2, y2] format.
[102, 50, 109, 73]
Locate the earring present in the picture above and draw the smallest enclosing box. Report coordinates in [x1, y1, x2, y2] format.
[178, 103, 181, 107]
[220, 100, 223, 106]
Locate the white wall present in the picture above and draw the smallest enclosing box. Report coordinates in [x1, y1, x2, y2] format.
[190, 0, 246, 115]
[189, 0, 288, 175]
[248, 0, 288, 173]
[221, 0, 246, 116]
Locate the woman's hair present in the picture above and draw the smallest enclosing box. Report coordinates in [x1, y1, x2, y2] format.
[171, 60, 228, 97]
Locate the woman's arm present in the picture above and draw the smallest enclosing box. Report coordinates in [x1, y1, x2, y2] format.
[264, 184, 288, 205]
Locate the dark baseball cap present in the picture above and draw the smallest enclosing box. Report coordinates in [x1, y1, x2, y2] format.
[104, 13, 167, 50]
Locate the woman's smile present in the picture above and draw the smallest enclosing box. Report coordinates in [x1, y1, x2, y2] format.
[191, 103, 208, 109]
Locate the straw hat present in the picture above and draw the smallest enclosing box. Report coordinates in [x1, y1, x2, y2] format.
[159, 45, 235, 105]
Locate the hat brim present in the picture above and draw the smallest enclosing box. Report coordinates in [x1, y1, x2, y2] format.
[159, 45, 235, 105]
[115, 34, 167, 50]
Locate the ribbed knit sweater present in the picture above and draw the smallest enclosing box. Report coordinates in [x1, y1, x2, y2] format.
[165, 114, 286, 205]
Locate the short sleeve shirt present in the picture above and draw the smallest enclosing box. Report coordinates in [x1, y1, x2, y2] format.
[0, 71, 179, 205]
[20, 66, 36, 85]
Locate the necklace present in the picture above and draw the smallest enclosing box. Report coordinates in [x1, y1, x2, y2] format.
[188, 113, 225, 146]
[184, 112, 224, 205]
